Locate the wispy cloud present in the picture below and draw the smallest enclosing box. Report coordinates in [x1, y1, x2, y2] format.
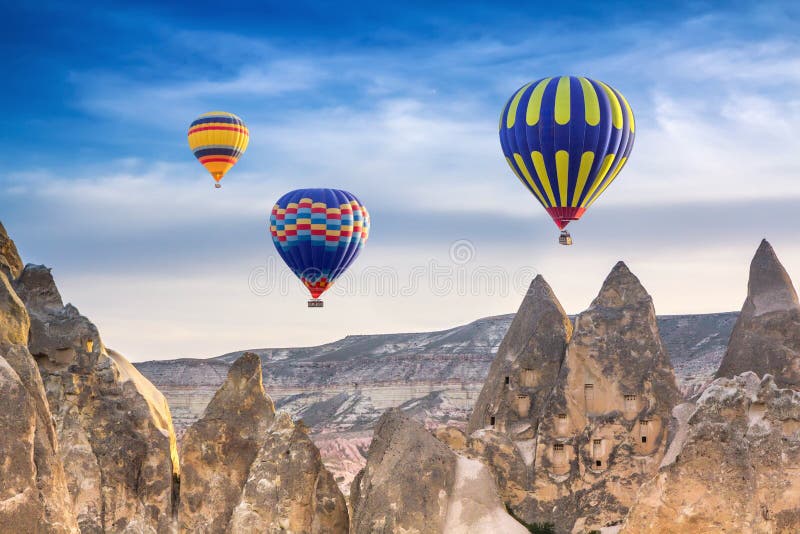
[5, 1, 800, 359]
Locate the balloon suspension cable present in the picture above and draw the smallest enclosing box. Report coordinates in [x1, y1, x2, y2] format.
[559, 230, 573, 246]
[308, 299, 324, 308]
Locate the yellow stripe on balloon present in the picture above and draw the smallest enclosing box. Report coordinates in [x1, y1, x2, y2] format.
[526, 78, 552, 126]
[579, 78, 600, 126]
[506, 82, 533, 129]
[587, 156, 628, 208]
[509, 155, 547, 206]
[580, 154, 616, 207]
[555, 77, 571, 125]
[571, 152, 595, 207]
[598, 81, 623, 129]
[555, 150, 569, 205]
[618, 92, 635, 133]
[531, 151, 557, 207]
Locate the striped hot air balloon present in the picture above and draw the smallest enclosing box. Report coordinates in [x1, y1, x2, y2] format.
[187, 111, 249, 188]
[269, 188, 370, 307]
[499, 76, 635, 245]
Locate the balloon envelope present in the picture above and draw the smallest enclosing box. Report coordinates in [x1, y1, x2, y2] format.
[499, 76, 635, 229]
[270, 188, 370, 299]
[188, 111, 249, 185]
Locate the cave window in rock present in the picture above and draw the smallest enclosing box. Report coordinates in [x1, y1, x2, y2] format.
[624, 394, 637, 411]
[640, 419, 650, 443]
[520, 368, 535, 387]
[584, 384, 595, 409]
[505, 376, 510, 385]
[490, 416, 496, 427]
[553, 443, 565, 466]
[515, 394, 531, 417]
[592, 438, 603, 458]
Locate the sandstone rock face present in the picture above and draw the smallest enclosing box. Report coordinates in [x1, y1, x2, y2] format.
[716, 240, 800, 388]
[180, 352, 348, 533]
[0, 222, 22, 279]
[467, 276, 572, 438]
[15, 264, 177, 533]
[229, 413, 349, 533]
[350, 409, 456, 533]
[180, 352, 275, 533]
[623, 372, 800, 533]
[351, 409, 526, 534]
[0, 259, 78, 532]
[468, 265, 681, 532]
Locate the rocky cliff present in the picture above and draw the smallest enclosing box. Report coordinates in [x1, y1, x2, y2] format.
[716, 239, 800, 388]
[179, 352, 276, 532]
[622, 372, 800, 533]
[10, 242, 179, 532]
[350, 409, 526, 534]
[180, 352, 348, 533]
[0, 236, 78, 533]
[467, 275, 572, 436]
[466, 263, 681, 532]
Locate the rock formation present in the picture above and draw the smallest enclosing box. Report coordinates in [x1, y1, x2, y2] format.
[14, 263, 178, 533]
[468, 265, 681, 532]
[180, 352, 348, 533]
[180, 352, 276, 532]
[228, 413, 349, 533]
[351, 408, 527, 534]
[622, 372, 800, 533]
[716, 239, 800, 388]
[0, 233, 78, 532]
[467, 275, 572, 440]
[0, 222, 22, 279]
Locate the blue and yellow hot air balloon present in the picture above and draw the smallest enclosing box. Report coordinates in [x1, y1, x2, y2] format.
[499, 76, 635, 245]
[269, 188, 370, 307]
[188, 111, 249, 188]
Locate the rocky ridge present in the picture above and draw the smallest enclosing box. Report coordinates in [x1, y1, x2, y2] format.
[350, 409, 526, 534]
[180, 352, 348, 533]
[622, 372, 800, 532]
[14, 263, 179, 533]
[716, 239, 800, 388]
[461, 262, 681, 532]
[0, 228, 78, 533]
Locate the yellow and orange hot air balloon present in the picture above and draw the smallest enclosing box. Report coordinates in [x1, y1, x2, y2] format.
[187, 111, 249, 188]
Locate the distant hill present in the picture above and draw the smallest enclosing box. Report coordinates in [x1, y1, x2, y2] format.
[135, 311, 738, 489]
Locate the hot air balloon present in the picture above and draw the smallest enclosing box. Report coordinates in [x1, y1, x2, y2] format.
[499, 76, 635, 245]
[269, 188, 370, 307]
[187, 111, 249, 188]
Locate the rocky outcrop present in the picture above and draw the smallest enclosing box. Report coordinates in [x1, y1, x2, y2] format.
[15, 263, 178, 533]
[623, 372, 800, 533]
[468, 265, 681, 532]
[180, 352, 348, 533]
[716, 240, 800, 388]
[351, 409, 526, 534]
[0, 222, 22, 279]
[228, 413, 349, 533]
[467, 275, 572, 438]
[180, 352, 275, 532]
[0, 242, 78, 532]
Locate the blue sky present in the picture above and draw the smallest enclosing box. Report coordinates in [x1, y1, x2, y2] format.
[3, 1, 800, 360]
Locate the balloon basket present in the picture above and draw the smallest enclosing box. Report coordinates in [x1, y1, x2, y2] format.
[559, 230, 573, 246]
[308, 299, 324, 308]
[214, 183, 221, 189]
